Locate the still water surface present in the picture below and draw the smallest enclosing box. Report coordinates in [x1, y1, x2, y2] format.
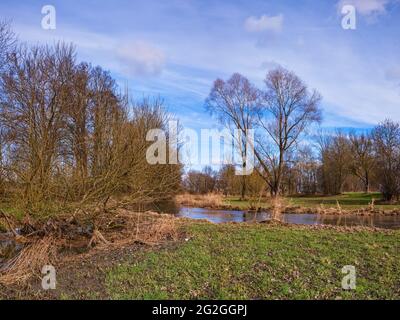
[177, 207, 400, 230]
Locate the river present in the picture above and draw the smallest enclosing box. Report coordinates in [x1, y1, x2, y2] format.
[177, 207, 400, 230]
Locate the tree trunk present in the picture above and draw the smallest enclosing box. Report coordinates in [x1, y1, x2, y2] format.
[270, 181, 279, 198]
[273, 150, 284, 198]
[364, 171, 370, 193]
[240, 176, 246, 200]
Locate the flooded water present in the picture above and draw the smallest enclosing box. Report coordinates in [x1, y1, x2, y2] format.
[0, 234, 23, 268]
[177, 207, 400, 230]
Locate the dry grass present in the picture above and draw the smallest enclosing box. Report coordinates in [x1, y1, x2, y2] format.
[336, 200, 343, 214]
[115, 210, 180, 245]
[176, 193, 224, 208]
[0, 236, 57, 286]
[369, 198, 376, 211]
[0, 209, 182, 286]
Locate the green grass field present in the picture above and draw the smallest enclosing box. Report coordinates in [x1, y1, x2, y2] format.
[105, 222, 400, 300]
[225, 192, 400, 211]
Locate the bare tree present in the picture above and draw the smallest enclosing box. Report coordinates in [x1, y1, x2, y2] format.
[291, 145, 319, 194]
[256, 68, 322, 196]
[0, 34, 182, 213]
[373, 120, 400, 202]
[207, 67, 322, 197]
[127, 98, 182, 203]
[317, 131, 352, 195]
[206, 73, 260, 199]
[0, 43, 76, 207]
[0, 20, 16, 196]
[0, 20, 16, 70]
[183, 167, 217, 194]
[349, 132, 375, 193]
[63, 62, 91, 191]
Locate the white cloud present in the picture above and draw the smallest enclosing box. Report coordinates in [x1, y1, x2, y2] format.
[10, 4, 399, 127]
[117, 41, 166, 76]
[244, 14, 283, 33]
[337, 0, 391, 16]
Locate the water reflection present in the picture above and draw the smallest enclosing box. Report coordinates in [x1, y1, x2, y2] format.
[129, 200, 180, 214]
[0, 234, 23, 267]
[177, 207, 400, 230]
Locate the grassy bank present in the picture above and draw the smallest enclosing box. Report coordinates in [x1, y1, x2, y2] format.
[105, 222, 399, 300]
[227, 192, 400, 210]
[178, 193, 400, 213]
[6, 219, 398, 300]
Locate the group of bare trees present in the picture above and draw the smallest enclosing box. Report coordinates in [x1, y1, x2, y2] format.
[319, 131, 368, 195]
[369, 121, 400, 201]
[317, 121, 400, 201]
[206, 68, 322, 198]
[184, 120, 400, 203]
[205, 68, 400, 202]
[0, 22, 181, 213]
[183, 167, 217, 194]
[2, 19, 399, 211]
[182, 165, 264, 196]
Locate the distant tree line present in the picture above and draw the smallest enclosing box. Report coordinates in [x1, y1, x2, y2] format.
[183, 121, 400, 203]
[182, 68, 400, 203]
[318, 122, 400, 201]
[182, 165, 264, 197]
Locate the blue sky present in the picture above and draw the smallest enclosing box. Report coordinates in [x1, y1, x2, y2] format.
[1, 0, 400, 168]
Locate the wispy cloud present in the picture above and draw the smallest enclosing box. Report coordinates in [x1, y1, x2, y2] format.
[1, 0, 399, 130]
[244, 14, 283, 33]
[337, 0, 393, 16]
[117, 41, 166, 77]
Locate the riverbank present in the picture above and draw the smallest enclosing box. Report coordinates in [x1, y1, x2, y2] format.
[177, 193, 400, 216]
[1, 215, 399, 300]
